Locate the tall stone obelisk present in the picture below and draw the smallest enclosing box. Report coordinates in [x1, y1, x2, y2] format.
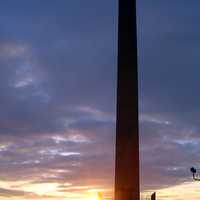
[115, 0, 139, 200]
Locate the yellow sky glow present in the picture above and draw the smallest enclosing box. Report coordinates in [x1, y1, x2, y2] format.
[1, 178, 200, 200]
[0, 180, 110, 200]
[142, 181, 200, 200]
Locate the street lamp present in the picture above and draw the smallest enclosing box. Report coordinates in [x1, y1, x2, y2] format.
[190, 167, 200, 181]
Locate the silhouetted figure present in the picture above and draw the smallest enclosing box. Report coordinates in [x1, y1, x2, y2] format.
[151, 193, 156, 200]
[115, 0, 139, 200]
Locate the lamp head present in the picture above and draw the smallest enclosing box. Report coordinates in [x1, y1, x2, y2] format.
[191, 167, 197, 174]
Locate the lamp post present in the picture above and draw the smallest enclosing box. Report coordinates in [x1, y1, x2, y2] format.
[190, 167, 200, 181]
[115, 0, 139, 200]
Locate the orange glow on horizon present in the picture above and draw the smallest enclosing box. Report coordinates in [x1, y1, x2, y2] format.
[87, 192, 103, 200]
[0, 179, 109, 200]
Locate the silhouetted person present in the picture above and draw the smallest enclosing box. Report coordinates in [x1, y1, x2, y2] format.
[151, 193, 156, 200]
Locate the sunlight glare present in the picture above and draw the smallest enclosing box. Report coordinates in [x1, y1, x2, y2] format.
[87, 192, 102, 200]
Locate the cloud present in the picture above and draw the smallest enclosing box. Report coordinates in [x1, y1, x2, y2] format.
[0, 43, 27, 58]
[0, 187, 27, 197]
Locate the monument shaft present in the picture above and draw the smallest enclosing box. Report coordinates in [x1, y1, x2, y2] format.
[115, 0, 139, 200]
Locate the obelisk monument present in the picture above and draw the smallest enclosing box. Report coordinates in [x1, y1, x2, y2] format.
[115, 0, 139, 200]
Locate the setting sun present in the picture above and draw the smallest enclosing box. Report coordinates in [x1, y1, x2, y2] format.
[87, 192, 103, 200]
[88, 196, 98, 200]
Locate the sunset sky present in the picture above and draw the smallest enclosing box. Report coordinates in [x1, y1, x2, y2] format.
[0, 0, 200, 200]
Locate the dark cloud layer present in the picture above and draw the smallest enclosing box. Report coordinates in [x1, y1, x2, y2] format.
[0, 1, 117, 199]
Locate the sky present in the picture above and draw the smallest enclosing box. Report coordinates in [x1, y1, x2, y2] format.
[138, 0, 200, 199]
[0, 0, 200, 200]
